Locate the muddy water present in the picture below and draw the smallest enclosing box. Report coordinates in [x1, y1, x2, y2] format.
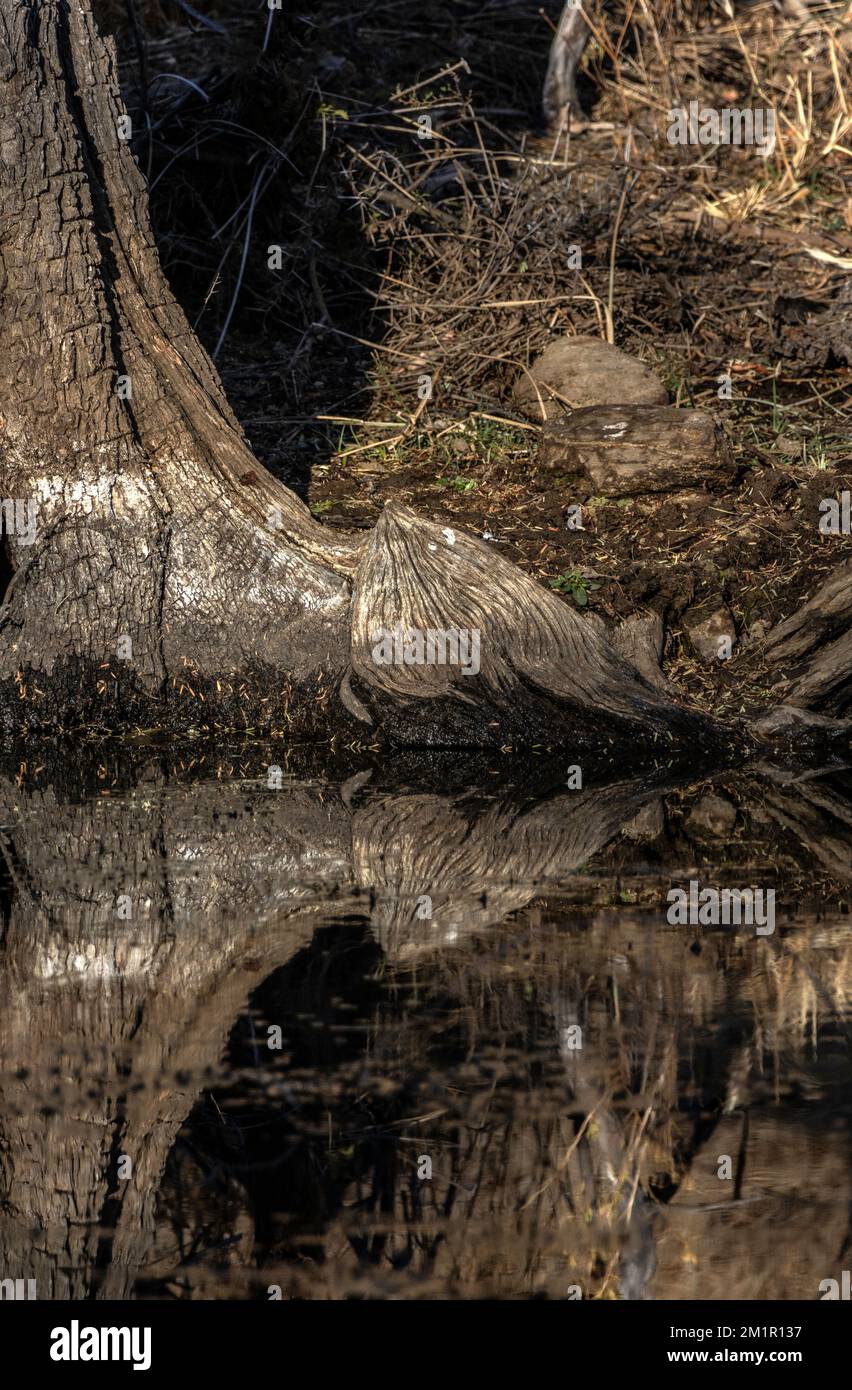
[0, 747, 849, 1301]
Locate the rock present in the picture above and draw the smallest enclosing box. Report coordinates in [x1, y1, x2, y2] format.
[539, 405, 734, 496]
[673, 489, 712, 514]
[514, 336, 668, 421]
[685, 793, 737, 839]
[683, 604, 737, 664]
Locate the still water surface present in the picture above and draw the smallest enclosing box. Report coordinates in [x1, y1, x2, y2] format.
[1, 745, 849, 1299]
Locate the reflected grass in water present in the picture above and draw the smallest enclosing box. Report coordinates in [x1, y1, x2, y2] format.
[0, 747, 850, 1299]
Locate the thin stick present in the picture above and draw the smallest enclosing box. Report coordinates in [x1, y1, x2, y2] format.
[608, 166, 636, 341]
[212, 162, 267, 359]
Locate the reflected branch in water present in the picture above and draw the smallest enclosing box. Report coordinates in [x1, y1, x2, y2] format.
[0, 755, 849, 1299]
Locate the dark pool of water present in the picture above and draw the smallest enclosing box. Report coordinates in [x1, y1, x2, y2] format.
[0, 745, 849, 1299]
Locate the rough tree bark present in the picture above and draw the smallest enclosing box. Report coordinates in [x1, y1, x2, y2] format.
[760, 560, 852, 716]
[0, 0, 718, 754]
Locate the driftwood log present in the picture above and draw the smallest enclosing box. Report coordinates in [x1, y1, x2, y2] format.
[539, 405, 734, 496]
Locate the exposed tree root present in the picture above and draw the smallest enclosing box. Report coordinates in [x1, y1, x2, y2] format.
[761, 561, 852, 716]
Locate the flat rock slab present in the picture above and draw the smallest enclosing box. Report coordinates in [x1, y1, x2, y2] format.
[540, 404, 734, 496]
[514, 336, 668, 421]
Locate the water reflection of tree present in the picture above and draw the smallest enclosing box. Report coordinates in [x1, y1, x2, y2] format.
[0, 761, 850, 1299]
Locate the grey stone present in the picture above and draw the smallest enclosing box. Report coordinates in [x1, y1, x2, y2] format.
[683, 604, 737, 664]
[515, 336, 668, 421]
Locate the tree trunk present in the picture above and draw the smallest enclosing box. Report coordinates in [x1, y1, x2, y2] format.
[0, 0, 717, 754]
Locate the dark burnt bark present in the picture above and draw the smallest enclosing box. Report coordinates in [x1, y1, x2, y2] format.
[0, 0, 722, 753]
